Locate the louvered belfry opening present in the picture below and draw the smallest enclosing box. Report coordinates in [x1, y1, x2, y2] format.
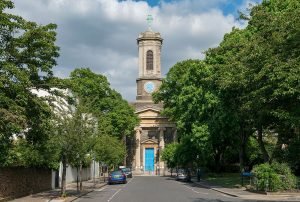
[146, 50, 153, 70]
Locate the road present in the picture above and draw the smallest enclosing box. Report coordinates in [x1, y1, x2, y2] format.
[75, 176, 244, 202]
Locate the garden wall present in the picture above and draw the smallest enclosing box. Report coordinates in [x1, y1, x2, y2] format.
[0, 167, 52, 199]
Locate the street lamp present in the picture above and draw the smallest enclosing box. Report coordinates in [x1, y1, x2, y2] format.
[196, 155, 201, 182]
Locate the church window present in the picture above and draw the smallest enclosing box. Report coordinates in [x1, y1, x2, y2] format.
[146, 50, 153, 70]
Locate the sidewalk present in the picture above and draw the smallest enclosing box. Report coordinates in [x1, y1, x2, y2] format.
[192, 178, 300, 201]
[8, 179, 106, 202]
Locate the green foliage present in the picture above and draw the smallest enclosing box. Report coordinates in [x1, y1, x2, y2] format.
[154, 60, 217, 134]
[67, 68, 139, 139]
[93, 134, 125, 167]
[0, 0, 59, 168]
[154, 60, 240, 170]
[66, 68, 137, 167]
[252, 162, 296, 191]
[285, 135, 300, 175]
[155, 0, 300, 172]
[174, 125, 211, 169]
[161, 143, 178, 169]
[53, 101, 96, 168]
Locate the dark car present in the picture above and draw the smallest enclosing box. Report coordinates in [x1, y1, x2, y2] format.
[120, 167, 132, 178]
[108, 170, 127, 185]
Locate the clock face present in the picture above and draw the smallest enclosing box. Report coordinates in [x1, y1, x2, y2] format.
[144, 81, 155, 93]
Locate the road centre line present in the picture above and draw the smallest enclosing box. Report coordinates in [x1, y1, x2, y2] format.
[107, 188, 121, 202]
[106, 178, 133, 202]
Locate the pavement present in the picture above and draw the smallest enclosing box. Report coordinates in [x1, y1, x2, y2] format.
[192, 177, 300, 201]
[7, 178, 107, 202]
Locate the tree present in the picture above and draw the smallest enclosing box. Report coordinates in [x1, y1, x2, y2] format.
[93, 134, 125, 168]
[52, 96, 96, 196]
[0, 0, 59, 167]
[66, 68, 139, 139]
[161, 143, 178, 176]
[153, 60, 236, 171]
[66, 68, 139, 166]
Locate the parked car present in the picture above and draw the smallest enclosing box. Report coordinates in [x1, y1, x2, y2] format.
[176, 169, 190, 181]
[120, 167, 132, 178]
[108, 170, 127, 184]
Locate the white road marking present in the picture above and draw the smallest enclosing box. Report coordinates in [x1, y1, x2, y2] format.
[95, 187, 106, 192]
[107, 188, 122, 202]
[126, 178, 134, 185]
[107, 178, 134, 202]
[183, 184, 208, 194]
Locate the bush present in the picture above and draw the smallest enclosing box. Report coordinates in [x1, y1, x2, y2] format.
[252, 162, 296, 192]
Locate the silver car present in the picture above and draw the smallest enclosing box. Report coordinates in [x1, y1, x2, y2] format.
[176, 169, 189, 181]
[121, 167, 132, 178]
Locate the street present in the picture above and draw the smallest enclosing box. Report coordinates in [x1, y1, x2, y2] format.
[75, 176, 242, 202]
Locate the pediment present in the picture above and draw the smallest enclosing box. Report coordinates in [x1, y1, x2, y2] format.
[141, 139, 158, 144]
[136, 108, 161, 117]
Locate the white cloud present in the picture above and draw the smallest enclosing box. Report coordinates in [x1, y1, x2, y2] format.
[11, 0, 244, 101]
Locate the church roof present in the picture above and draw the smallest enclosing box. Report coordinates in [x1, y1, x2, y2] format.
[132, 102, 163, 112]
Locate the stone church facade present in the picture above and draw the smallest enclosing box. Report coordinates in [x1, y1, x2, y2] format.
[131, 30, 176, 175]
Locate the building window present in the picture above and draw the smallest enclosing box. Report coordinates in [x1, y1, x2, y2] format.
[146, 50, 153, 70]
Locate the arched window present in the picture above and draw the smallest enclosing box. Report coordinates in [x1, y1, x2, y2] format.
[146, 50, 153, 70]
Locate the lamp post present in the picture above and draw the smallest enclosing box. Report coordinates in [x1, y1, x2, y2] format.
[196, 155, 200, 182]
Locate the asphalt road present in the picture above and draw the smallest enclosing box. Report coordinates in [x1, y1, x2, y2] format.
[75, 176, 244, 202]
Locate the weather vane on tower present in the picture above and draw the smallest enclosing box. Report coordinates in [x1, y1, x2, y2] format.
[146, 14, 153, 31]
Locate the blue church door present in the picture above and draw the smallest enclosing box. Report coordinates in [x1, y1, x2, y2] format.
[145, 148, 154, 171]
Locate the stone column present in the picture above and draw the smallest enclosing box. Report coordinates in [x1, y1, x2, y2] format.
[159, 127, 166, 176]
[135, 127, 142, 172]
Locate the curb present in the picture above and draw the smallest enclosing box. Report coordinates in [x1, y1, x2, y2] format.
[49, 183, 107, 202]
[193, 181, 239, 197]
[69, 183, 107, 202]
[193, 181, 300, 201]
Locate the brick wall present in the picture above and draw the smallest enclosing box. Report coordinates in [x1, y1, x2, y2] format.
[0, 167, 52, 199]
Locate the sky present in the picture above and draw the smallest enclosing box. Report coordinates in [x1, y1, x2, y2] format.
[11, 0, 260, 101]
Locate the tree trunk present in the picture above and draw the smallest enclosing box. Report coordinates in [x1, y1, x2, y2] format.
[239, 144, 245, 172]
[214, 150, 222, 173]
[257, 126, 269, 163]
[79, 162, 83, 191]
[239, 125, 248, 172]
[76, 166, 79, 192]
[123, 134, 127, 166]
[61, 155, 67, 197]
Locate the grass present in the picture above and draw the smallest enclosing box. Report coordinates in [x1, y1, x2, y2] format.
[202, 173, 300, 190]
[203, 173, 247, 188]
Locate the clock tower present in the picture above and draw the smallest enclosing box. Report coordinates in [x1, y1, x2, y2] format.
[136, 30, 163, 101]
[130, 16, 176, 176]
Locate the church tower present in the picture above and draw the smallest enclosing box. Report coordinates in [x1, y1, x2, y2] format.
[136, 31, 163, 101]
[131, 16, 176, 176]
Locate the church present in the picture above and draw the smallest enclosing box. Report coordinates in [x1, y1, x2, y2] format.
[131, 28, 176, 175]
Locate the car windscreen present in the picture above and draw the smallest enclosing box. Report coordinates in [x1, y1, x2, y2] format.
[111, 171, 123, 175]
[122, 168, 131, 172]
